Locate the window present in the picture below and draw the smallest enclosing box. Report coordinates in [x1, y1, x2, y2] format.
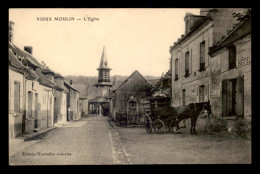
[175, 58, 179, 80]
[14, 82, 20, 112]
[199, 41, 206, 71]
[185, 51, 190, 77]
[199, 85, 205, 103]
[228, 45, 236, 70]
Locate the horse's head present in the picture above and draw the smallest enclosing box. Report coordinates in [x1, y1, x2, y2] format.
[200, 101, 212, 118]
[196, 101, 212, 118]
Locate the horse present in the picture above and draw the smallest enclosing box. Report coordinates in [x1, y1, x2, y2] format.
[175, 101, 211, 134]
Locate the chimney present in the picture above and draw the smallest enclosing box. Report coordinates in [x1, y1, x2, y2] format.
[70, 80, 73, 85]
[184, 13, 194, 35]
[9, 21, 14, 43]
[24, 46, 33, 55]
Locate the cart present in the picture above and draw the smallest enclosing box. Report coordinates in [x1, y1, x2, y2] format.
[144, 96, 179, 133]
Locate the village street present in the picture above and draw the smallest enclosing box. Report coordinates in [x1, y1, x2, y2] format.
[9, 115, 128, 165]
[113, 122, 251, 164]
[9, 115, 251, 165]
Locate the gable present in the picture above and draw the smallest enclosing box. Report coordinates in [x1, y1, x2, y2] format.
[115, 71, 153, 92]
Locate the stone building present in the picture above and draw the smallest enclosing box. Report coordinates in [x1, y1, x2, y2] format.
[208, 16, 251, 136]
[9, 21, 80, 139]
[52, 72, 69, 125]
[64, 80, 80, 120]
[169, 8, 250, 134]
[88, 46, 112, 116]
[9, 42, 56, 137]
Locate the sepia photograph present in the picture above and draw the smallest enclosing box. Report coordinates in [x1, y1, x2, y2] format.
[8, 8, 251, 165]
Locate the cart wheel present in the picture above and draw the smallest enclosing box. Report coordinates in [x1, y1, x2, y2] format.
[153, 119, 165, 134]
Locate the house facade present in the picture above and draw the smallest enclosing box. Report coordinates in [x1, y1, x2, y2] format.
[110, 71, 153, 125]
[208, 16, 251, 136]
[64, 80, 80, 120]
[9, 43, 56, 137]
[9, 21, 80, 140]
[169, 8, 250, 135]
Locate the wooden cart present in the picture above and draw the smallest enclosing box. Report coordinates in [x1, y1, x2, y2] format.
[144, 96, 179, 133]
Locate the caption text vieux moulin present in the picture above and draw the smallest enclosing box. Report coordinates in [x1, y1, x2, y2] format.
[36, 17, 99, 22]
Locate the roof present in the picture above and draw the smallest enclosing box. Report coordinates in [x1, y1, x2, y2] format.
[42, 68, 55, 75]
[170, 15, 212, 53]
[152, 70, 171, 91]
[9, 49, 29, 74]
[113, 70, 153, 92]
[209, 17, 251, 55]
[35, 68, 56, 88]
[9, 49, 39, 80]
[97, 46, 111, 70]
[9, 43, 43, 68]
[89, 97, 109, 103]
[64, 80, 79, 92]
[54, 73, 64, 79]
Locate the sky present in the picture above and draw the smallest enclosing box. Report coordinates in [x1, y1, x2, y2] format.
[9, 8, 200, 77]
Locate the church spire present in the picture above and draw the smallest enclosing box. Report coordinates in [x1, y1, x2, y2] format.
[98, 46, 111, 70]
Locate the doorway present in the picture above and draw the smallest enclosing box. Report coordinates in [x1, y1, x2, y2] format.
[128, 101, 137, 124]
[34, 93, 38, 129]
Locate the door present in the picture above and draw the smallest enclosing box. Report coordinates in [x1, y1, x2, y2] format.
[128, 101, 137, 124]
[228, 78, 237, 116]
[54, 97, 58, 123]
[34, 93, 38, 129]
[236, 76, 244, 117]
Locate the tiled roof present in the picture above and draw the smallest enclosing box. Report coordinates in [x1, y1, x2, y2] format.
[9, 48, 39, 80]
[42, 68, 55, 74]
[9, 49, 28, 74]
[35, 68, 56, 88]
[54, 73, 64, 78]
[9, 43, 43, 68]
[64, 80, 79, 92]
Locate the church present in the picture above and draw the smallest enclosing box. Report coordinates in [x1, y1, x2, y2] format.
[88, 46, 112, 116]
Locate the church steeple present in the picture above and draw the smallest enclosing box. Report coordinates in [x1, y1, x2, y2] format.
[95, 46, 112, 88]
[98, 46, 111, 70]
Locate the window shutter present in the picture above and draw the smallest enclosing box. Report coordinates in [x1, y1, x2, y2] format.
[205, 37, 209, 67]
[236, 76, 244, 117]
[222, 79, 228, 116]
[197, 44, 201, 71]
[196, 85, 199, 103]
[204, 84, 209, 102]
[10, 80, 14, 113]
[19, 82, 23, 112]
